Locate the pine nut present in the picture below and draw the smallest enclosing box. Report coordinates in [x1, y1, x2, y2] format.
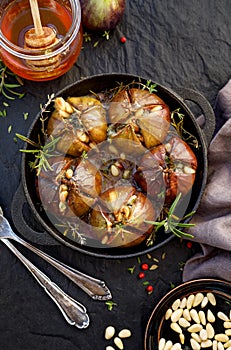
[183, 308, 192, 321]
[163, 340, 173, 350]
[114, 336, 124, 350]
[118, 329, 131, 338]
[180, 297, 187, 309]
[224, 340, 231, 348]
[201, 340, 212, 348]
[190, 338, 201, 350]
[171, 309, 183, 323]
[213, 340, 218, 350]
[218, 342, 225, 350]
[171, 343, 182, 350]
[207, 309, 216, 323]
[217, 312, 229, 322]
[159, 338, 166, 350]
[192, 333, 202, 343]
[59, 190, 68, 203]
[207, 292, 216, 306]
[199, 311, 206, 325]
[105, 326, 115, 340]
[65, 168, 73, 179]
[170, 322, 182, 334]
[206, 323, 215, 339]
[188, 324, 203, 333]
[165, 308, 173, 320]
[179, 333, 185, 345]
[190, 309, 201, 324]
[200, 329, 208, 341]
[111, 164, 120, 177]
[215, 335, 229, 342]
[172, 299, 181, 311]
[201, 296, 209, 308]
[187, 294, 195, 309]
[193, 293, 204, 307]
[224, 322, 231, 329]
[179, 317, 191, 328]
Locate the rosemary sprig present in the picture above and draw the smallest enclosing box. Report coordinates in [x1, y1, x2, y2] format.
[146, 193, 195, 239]
[16, 133, 61, 175]
[0, 59, 25, 100]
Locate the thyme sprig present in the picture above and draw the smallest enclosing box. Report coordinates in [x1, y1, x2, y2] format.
[60, 222, 86, 245]
[93, 79, 158, 102]
[171, 108, 199, 149]
[0, 59, 25, 100]
[146, 193, 195, 240]
[16, 133, 60, 175]
[141, 80, 157, 94]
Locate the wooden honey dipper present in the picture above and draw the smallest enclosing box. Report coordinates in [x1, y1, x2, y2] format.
[24, 0, 60, 68]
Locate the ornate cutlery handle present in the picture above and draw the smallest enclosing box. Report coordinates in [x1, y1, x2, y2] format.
[1, 238, 89, 329]
[17, 236, 112, 300]
[0, 209, 111, 301]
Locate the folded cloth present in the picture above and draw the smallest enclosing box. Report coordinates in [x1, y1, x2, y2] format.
[183, 79, 231, 282]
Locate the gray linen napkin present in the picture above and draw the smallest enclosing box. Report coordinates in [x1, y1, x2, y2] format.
[183, 79, 231, 282]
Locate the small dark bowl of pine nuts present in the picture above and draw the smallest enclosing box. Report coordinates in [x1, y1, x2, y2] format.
[144, 279, 231, 350]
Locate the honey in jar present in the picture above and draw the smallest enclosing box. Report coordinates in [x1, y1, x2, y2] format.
[0, 0, 83, 81]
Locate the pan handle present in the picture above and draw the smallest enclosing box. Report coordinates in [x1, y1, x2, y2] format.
[11, 183, 58, 246]
[174, 87, 216, 146]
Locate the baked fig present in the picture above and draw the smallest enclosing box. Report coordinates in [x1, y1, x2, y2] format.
[136, 136, 198, 204]
[108, 87, 170, 149]
[47, 96, 107, 156]
[89, 186, 157, 247]
[37, 156, 102, 218]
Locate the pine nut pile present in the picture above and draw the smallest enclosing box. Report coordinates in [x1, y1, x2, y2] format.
[158, 291, 231, 350]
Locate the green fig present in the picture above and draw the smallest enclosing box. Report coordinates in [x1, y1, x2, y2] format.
[80, 0, 126, 31]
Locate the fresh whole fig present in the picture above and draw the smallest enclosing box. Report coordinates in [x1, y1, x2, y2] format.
[79, 0, 126, 31]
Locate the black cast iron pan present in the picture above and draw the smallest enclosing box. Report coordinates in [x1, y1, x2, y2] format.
[21, 73, 215, 259]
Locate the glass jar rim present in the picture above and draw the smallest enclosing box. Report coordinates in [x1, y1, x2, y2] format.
[0, 0, 81, 60]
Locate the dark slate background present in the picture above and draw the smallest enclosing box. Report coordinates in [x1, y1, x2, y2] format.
[0, 1, 230, 349]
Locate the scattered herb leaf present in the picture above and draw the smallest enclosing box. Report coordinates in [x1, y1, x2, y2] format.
[143, 281, 150, 286]
[23, 112, 29, 120]
[102, 30, 110, 40]
[128, 265, 136, 274]
[105, 300, 117, 311]
[83, 32, 92, 42]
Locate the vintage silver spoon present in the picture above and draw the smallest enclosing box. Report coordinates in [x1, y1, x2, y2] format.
[1, 237, 89, 329]
[0, 207, 112, 300]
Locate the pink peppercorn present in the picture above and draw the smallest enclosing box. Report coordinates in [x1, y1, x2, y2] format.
[141, 263, 149, 271]
[120, 36, 126, 43]
[146, 285, 154, 294]
[186, 241, 193, 249]
[138, 272, 145, 279]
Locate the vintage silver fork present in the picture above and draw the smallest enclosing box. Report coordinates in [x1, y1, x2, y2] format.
[1, 237, 90, 328]
[0, 207, 112, 300]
